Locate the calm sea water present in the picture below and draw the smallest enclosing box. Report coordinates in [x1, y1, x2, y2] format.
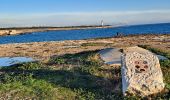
[0, 23, 170, 44]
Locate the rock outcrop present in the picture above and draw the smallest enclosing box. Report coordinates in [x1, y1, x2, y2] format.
[0, 30, 10, 35]
[121, 46, 165, 96]
[0, 30, 21, 36]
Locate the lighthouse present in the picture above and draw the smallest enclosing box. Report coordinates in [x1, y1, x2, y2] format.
[101, 20, 104, 27]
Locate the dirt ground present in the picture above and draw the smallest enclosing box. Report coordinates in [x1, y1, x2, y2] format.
[0, 34, 169, 62]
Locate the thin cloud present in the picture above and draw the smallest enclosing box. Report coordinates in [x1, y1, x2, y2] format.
[0, 10, 170, 27]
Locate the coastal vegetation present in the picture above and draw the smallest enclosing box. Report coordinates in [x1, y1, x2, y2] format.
[0, 45, 170, 99]
[0, 50, 121, 99]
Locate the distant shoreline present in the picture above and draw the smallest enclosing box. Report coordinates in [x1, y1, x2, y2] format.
[0, 25, 113, 36]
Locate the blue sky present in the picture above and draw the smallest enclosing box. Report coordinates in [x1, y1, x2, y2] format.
[0, 0, 170, 27]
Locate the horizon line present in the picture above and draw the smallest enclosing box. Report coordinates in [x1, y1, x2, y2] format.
[0, 22, 170, 29]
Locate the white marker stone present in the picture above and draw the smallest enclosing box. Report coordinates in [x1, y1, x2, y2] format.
[121, 46, 165, 96]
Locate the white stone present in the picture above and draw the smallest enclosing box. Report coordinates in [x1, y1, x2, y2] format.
[121, 46, 165, 96]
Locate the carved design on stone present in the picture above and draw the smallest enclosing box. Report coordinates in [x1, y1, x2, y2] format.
[121, 51, 165, 96]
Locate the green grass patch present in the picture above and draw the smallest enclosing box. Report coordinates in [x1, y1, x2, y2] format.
[0, 73, 57, 99]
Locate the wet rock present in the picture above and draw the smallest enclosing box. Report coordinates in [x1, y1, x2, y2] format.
[121, 46, 165, 96]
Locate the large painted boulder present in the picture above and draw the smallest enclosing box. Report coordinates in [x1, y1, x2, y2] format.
[121, 46, 165, 96]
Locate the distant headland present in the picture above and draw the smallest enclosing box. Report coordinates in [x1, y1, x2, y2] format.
[0, 25, 113, 36]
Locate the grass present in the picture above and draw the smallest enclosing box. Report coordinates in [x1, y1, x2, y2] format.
[81, 43, 113, 47]
[0, 73, 58, 99]
[0, 50, 123, 100]
[0, 48, 170, 99]
[160, 60, 170, 68]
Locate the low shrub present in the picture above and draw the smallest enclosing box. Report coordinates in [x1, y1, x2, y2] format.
[160, 60, 170, 68]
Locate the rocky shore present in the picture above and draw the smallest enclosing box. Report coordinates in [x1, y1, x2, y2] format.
[0, 34, 169, 62]
[0, 25, 112, 36]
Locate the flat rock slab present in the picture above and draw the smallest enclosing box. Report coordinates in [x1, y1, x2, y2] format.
[99, 48, 122, 66]
[121, 46, 165, 96]
[0, 57, 34, 67]
[156, 55, 168, 60]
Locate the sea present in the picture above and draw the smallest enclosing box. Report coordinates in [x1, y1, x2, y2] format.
[0, 23, 170, 44]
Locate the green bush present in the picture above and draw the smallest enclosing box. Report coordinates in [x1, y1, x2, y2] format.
[75, 88, 95, 100]
[50, 57, 65, 64]
[17, 62, 44, 70]
[2, 73, 33, 83]
[160, 60, 170, 68]
[1, 62, 44, 70]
